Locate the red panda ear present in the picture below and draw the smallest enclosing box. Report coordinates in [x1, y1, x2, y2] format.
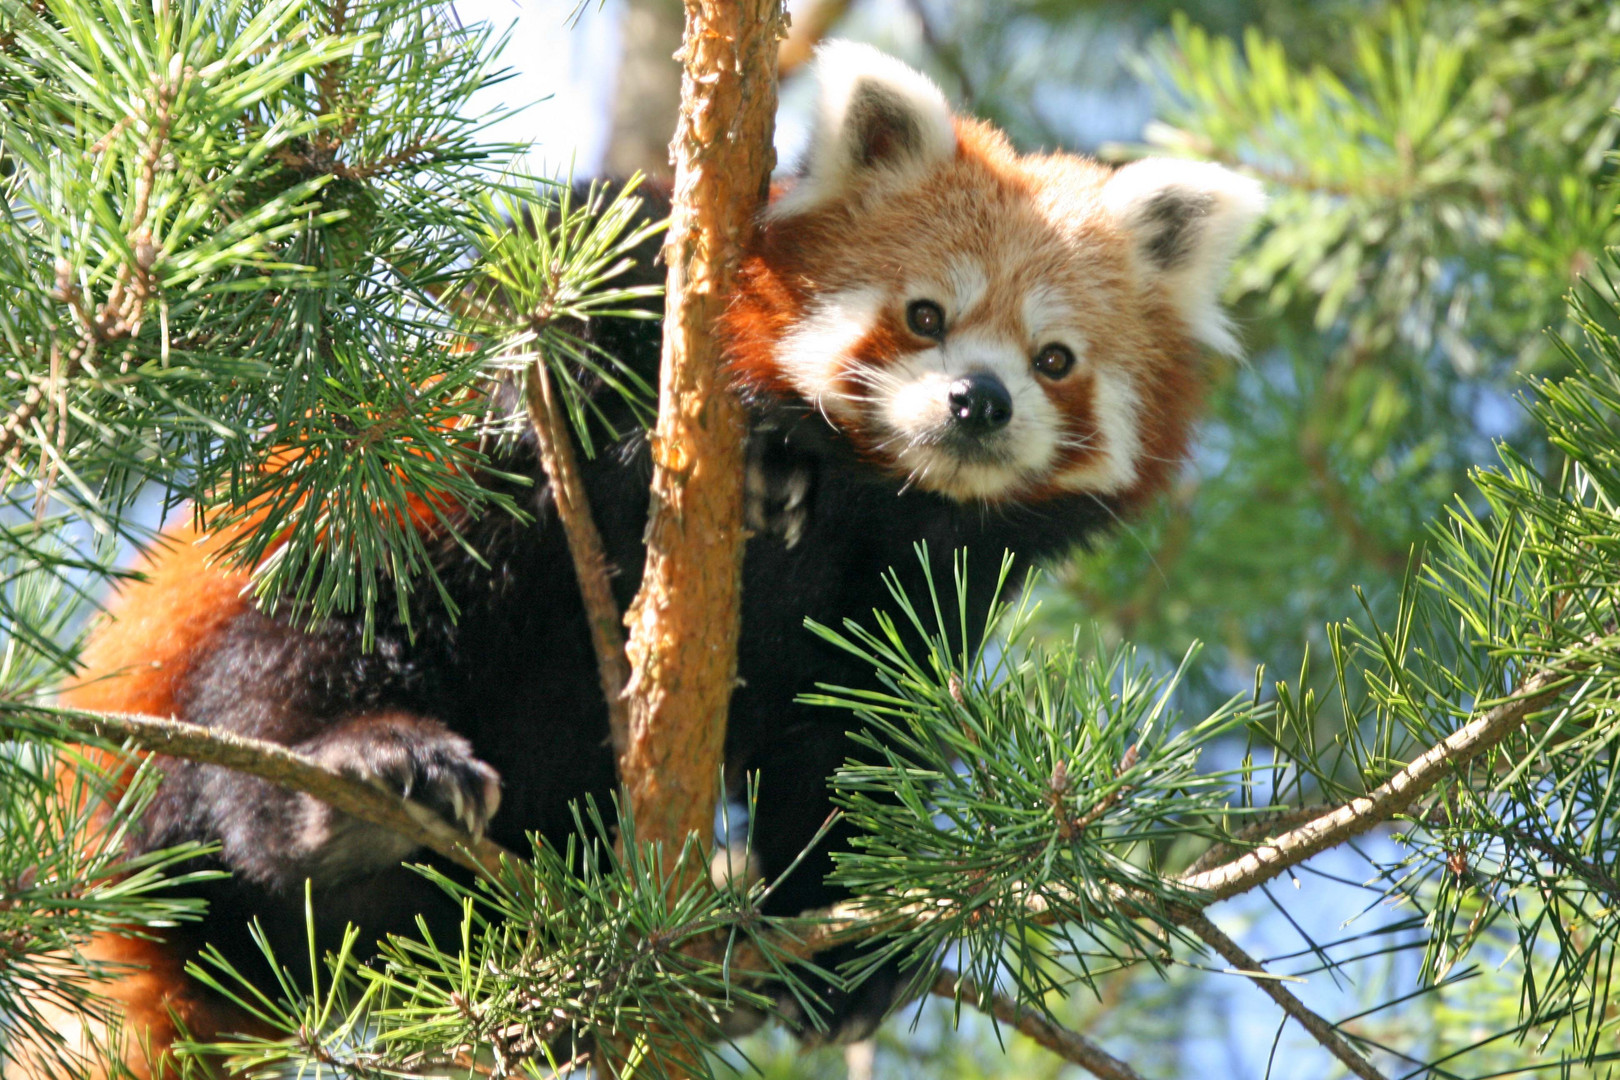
[768, 41, 956, 220]
[1102, 159, 1266, 356]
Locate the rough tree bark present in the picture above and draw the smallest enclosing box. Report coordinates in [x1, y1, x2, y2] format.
[619, 0, 786, 853]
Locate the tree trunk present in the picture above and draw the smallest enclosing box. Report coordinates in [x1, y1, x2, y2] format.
[619, 0, 785, 855]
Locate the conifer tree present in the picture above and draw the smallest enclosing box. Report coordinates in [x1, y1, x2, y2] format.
[2, 1, 1618, 1078]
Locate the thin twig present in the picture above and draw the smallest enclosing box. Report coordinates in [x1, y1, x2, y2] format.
[1502, 825, 1620, 899]
[522, 358, 632, 758]
[8, 704, 515, 877]
[0, 382, 46, 466]
[1179, 659, 1579, 903]
[1184, 803, 1336, 876]
[931, 970, 1148, 1080]
[1179, 909, 1387, 1080]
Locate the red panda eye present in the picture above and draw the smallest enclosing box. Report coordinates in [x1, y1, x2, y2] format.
[1034, 343, 1075, 379]
[905, 300, 946, 339]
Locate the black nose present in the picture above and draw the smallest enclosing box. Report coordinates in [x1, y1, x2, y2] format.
[947, 374, 1013, 433]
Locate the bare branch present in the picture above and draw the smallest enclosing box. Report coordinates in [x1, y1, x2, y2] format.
[931, 970, 1148, 1080]
[1180, 909, 1387, 1080]
[522, 358, 632, 758]
[9, 704, 515, 877]
[1179, 660, 1579, 902]
[1184, 803, 1336, 876]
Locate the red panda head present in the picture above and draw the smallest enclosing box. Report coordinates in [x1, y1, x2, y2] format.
[723, 41, 1265, 508]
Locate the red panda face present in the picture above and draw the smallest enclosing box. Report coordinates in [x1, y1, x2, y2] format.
[724, 42, 1265, 508]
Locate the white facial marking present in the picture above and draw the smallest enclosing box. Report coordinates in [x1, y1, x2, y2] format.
[1054, 367, 1141, 494]
[787, 287, 1144, 503]
[883, 359, 954, 433]
[942, 258, 988, 321]
[773, 289, 883, 421]
[1022, 287, 1080, 350]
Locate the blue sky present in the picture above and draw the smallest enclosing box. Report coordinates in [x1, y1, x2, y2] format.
[454, 0, 624, 173]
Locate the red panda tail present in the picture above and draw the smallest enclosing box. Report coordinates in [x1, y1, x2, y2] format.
[33, 400, 485, 1077]
[13, 525, 266, 1080]
[9, 931, 277, 1080]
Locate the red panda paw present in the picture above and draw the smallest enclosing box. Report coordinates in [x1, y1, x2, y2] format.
[295, 714, 503, 875]
[745, 429, 818, 549]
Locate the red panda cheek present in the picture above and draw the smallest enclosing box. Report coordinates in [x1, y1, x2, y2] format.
[830, 314, 909, 413]
[1042, 373, 1102, 475]
[1129, 351, 1204, 505]
[721, 260, 808, 399]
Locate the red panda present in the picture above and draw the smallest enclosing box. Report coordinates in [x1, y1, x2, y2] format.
[24, 41, 1263, 1080]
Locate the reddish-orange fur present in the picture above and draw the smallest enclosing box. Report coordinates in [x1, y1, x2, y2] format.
[723, 116, 1210, 511]
[14, 527, 267, 1080]
[27, 47, 1257, 1076]
[64, 523, 251, 724]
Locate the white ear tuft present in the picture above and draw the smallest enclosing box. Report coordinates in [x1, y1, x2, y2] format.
[768, 41, 956, 220]
[1102, 158, 1265, 356]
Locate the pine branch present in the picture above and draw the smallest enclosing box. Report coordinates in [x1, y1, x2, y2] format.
[2, 222, 160, 477]
[1178, 657, 1581, 902]
[3, 704, 515, 877]
[522, 357, 632, 758]
[1179, 909, 1387, 1080]
[784, 646, 1593, 963]
[930, 970, 1148, 1080]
